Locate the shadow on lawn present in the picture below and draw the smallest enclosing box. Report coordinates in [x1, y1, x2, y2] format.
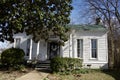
[102, 69, 120, 80]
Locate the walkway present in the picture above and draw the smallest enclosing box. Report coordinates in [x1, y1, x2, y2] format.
[15, 70, 48, 80]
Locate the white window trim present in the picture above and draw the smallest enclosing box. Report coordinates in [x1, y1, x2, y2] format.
[90, 39, 98, 60]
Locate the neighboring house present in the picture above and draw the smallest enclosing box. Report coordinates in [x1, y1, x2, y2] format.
[8, 25, 108, 69]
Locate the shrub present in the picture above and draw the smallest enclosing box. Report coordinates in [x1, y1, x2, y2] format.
[1, 48, 25, 68]
[13, 64, 26, 71]
[50, 57, 82, 73]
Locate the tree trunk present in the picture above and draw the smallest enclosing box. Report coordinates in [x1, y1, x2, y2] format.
[108, 37, 115, 69]
[108, 24, 115, 69]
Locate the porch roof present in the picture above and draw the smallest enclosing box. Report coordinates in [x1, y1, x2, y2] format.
[68, 25, 107, 31]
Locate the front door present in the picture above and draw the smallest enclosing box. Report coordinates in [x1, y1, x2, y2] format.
[48, 42, 60, 59]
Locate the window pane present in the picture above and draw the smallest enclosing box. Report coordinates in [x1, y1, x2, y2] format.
[91, 39, 97, 58]
[77, 39, 83, 58]
[92, 39, 97, 48]
[77, 39, 80, 48]
[26, 39, 30, 56]
[92, 49, 97, 58]
[16, 38, 21, 48]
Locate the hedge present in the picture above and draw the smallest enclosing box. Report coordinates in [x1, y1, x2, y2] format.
[50, 57, 82, 72]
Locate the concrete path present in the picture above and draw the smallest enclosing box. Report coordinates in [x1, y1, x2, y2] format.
[15, 70, 48, 80]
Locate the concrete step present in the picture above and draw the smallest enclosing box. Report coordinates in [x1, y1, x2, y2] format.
[36, 65, 50, 68]
[35, 60, 51, 70]
[37, 60, 51, 64]
[35, 67, 51, 70]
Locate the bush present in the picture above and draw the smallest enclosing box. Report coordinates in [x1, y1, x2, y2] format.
[1, 48, 25, 68]
[13, 64, 26, 71]
[50, 57, 82, 73]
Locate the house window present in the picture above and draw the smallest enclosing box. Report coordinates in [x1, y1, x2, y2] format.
[91, 39, 97, 58]
[77, 39, 83, 58]
[26, 39, 30, 56]
[15, 38, 21, 48]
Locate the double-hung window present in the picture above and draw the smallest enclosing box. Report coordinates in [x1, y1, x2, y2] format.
[91, 39, 97, 58]
[15, 38, 21, 48]
[77, 39, 83, 58]
[26, 39, 30, 56]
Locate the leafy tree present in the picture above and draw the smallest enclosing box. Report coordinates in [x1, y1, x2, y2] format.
[0, 0, 72, 43]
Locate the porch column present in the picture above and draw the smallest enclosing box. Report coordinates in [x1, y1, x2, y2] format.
[36, 41, 40, 59]
[69, 33, 73, 58]
[72, 34, 74, 58]
[13, 38, 16, 48]
[29, 39, 33, 60]
[69, 34, 71, 57]
[72, 30, 76, 58]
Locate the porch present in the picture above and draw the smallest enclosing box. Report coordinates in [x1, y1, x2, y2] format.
[25, 39, 61, 61]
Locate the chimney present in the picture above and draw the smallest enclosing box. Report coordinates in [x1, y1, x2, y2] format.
[95, 17, 101, 25]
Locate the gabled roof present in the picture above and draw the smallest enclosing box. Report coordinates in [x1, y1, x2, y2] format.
[67, 25, 107, 31]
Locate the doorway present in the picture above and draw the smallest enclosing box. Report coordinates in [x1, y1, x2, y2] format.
[47, 42, 60, 59]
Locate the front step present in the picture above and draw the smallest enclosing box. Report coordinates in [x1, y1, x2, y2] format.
[35, 60, 51, 70]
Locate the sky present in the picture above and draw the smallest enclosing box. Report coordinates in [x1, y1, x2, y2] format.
[70, 0, 87, 24]
[70, 0, 93, 24]
[70, 0, 81, 24]
[0, 0, 86, 48]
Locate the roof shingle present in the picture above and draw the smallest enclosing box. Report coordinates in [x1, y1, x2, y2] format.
[67, 25, 107, 31]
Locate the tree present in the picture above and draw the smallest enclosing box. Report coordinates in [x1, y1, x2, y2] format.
[84, 0, 120, 69]
[0, 0, 72, 43]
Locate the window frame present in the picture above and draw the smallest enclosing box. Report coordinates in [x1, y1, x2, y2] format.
[15, 38, 21, 48]
[77, 39, 83, 58]
[91, 39, 98, 59]
[26, 39, 30, 56]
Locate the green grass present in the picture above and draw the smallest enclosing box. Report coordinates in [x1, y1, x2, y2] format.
[80, 70, 119, 80]
[47, 69, 120, 80]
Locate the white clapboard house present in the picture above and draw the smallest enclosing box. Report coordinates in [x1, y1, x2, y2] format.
[8, 25, 108, 69]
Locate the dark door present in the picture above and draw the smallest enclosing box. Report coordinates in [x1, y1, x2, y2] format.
[48, 42, 60, 59]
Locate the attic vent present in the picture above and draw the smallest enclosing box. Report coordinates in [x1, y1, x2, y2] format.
[87, 64, 91, 68]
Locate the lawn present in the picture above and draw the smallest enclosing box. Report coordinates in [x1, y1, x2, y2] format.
[0, 68, 33, 80]
[45, 70, 120, 80]
[80, 70, 120, 80]
[0, 71, 26, 80]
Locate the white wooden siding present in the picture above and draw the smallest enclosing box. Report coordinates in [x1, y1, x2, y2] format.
[8, 33, 48, 61]
[62, 30, 108, 69]
[7, 30, 108, 69]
